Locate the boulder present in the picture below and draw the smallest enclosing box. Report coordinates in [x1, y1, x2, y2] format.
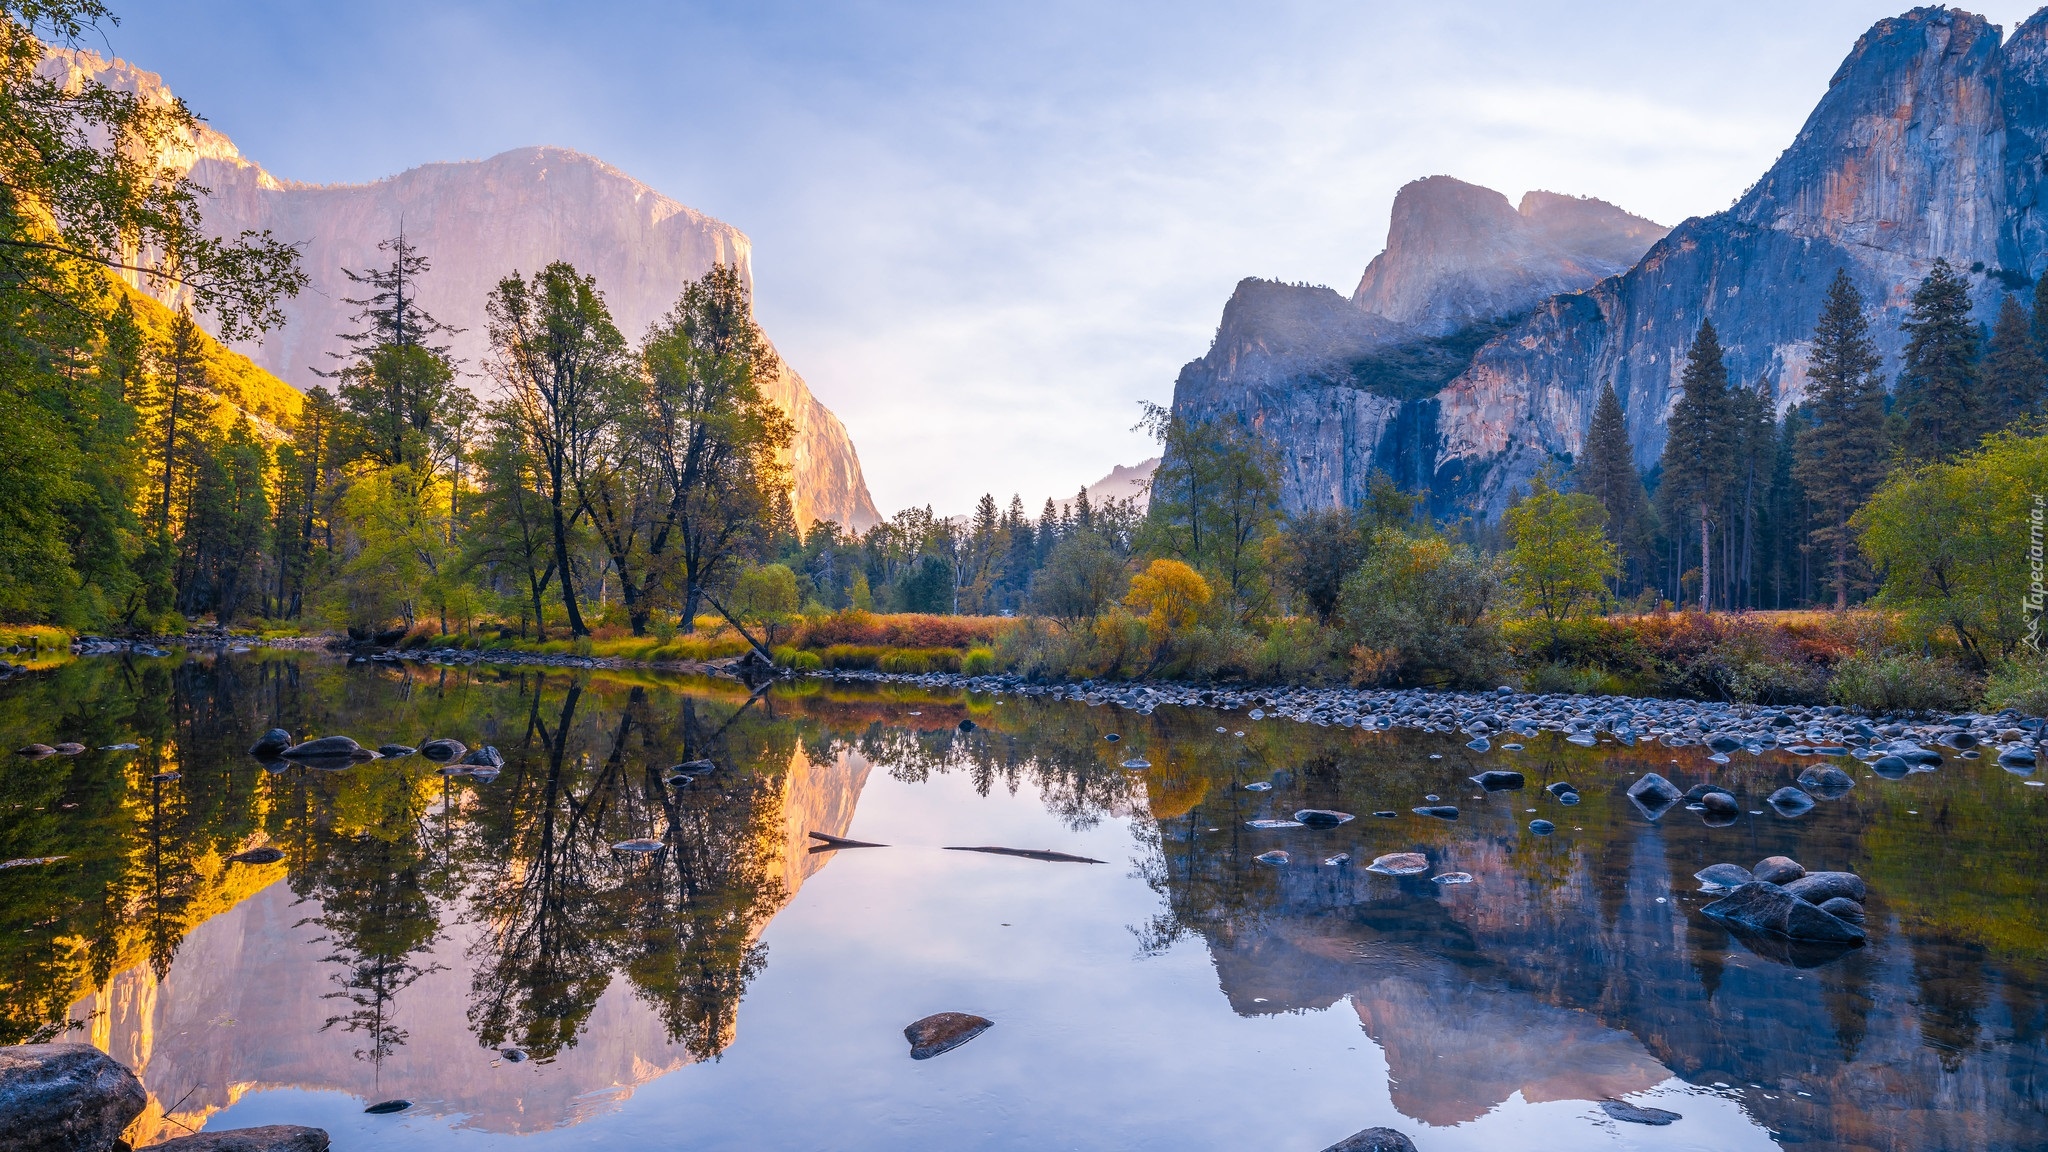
[1321, 1128, 1418, 1152]
[1766, 786, 1815, 816]
[1872, 755, 1911, 779]
[1700, 791, 1741, 818]
[419, 738, 466, 762]
[1753, 856, 1805, 885]
[280, 735, 360, 760]
[1625, 773, 1681, 805]
[1783, 871, 1866, 904]
[1469, 770, 1524, 791]
[1411, 805, 1459, 820]
[1600, 1100, 1682, 1126]
[0, 1042, 146, 1152]
[148, 1127, 330, 1152]
[460, 745, 505, 770]
[1999, 747, 2037, 769]
[1796, 765, 1856, 795]
[1545, 781, 1578, 798]
[903, 1012, 992, 1060]
[248, 729, 293, 757]
[1693, 863, 1753, 891]
[1701, 881, 1864, 943]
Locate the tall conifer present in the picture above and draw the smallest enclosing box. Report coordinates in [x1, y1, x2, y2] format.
[1658, 320, 1730, 610]
[1794, 270, 1889, 609]
[1574, 380, 1652, 591]
[1895, 258, 1981, 461]
[1978, 293, 2045, 430]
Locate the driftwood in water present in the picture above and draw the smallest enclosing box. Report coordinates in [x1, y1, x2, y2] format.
[943, 845, 1105, 864]
[807, 831, 889, 851]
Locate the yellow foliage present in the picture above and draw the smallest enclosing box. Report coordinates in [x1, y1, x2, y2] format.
[118, 278, 303, 436]
[1124, 559, 1211, 641]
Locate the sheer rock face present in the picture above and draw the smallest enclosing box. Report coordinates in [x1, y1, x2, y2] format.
[49, 49, 880, 532]
[1176, 7, 2048, 518]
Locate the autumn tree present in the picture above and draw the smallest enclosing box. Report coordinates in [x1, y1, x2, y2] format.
[1137, 402, 1281, 611]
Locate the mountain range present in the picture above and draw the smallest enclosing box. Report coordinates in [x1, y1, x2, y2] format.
[47, 49, 881, 531]
[1172, 5, 2048, 517]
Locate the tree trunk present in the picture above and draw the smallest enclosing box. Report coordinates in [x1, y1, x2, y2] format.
[547, 474, 587, 635]
[1697, 502, 1712, 612]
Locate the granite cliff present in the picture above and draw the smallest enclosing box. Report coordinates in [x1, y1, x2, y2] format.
[1173, 6, 2048, 517]
[46, 49, 881, 531]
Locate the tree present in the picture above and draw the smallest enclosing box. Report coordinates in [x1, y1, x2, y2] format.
[1794, 270, 1891, 608]
[467, 411, 561, 638]
[1124, 558, 1210, 648]
[1895, 258, 1981, 462]
[1977, 293, 2045, 432]
[1503, 470, 1616, 654]
[1658, 320, 1732, 609]
[1137, 402, 1281, 610]
[486, 262, 629, 636]
[639, 265, 795, 634]
[1575, 379, 1653, 591]
[1029, 533, 1127, 621]
[1337, 528, 1503, 687]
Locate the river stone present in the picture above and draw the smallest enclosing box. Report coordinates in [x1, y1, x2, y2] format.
[1694, 863, 1753, 891]
[1783, 871, 1866, 904]
[1753, 856, 1805, 885]
[148, 1126, 331, 1152]
[362, 1099, 411, 1114]
[376, 744, 416, 758]
[228, 846, 284, 865]
[957, 718, 976, 732]
[16, 744, 54, 757]
[1706, 733, 1744, 753]
[1701, 881, 1864, 943]
[1293, 809, 1355, 827]
[1529, 819, 1555, 834]
[419, 738, 466, 762]
[281, 735, 361, 760]
[1600, 1100, 1683, 1126]
[1701, 791, 1741, 818]
[1766, 787, 1815, 816]
[1872, 755, 1912, 779]
[1818, 896, 1866, 924]
[1626, 773, 1682, 805]
[248, 729, 293, 757]
[1682, 784, 1733, 802]
[1321, 1127, 1418, 1152]
[1999, 747, 2038, 769]
[460, 745, 505, 769]
[1545, 781, 1578, 798]
[904, 1012, 992, 1059]
[1412, 805, 1459, 820]
[1254, 850, 1290, 864]
[0, 1042, 146, 1152]
[1470, 769, 1524, 791]
[1796, 765, 1856, 794]
[1366, 852, 1430, 876]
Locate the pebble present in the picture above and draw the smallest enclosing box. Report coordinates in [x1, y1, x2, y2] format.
[1120, 758, 1151, 770]
[1246, 819, 1304, 830]
[1240, 781, 1271, 791]
[364, 1100, 412, 1114]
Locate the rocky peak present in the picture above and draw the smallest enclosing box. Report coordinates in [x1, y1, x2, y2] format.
[1351, 176, 1666, 335]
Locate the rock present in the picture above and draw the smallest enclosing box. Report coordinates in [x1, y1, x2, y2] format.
[1600, 1100, 1682, 1126]
[1694, 863, 1754, 891]
[1999, 747, 2037, 768]
[1366, 852, 1431, 876]
[362, 1099, 411, 1114]
[1557, 790, 1580, 805]
[500, 1047, 528, 1062]
[15, 744, 54, 757]
[1431, 871, 1474, 884]
[248, 728, 293, 757]
[1320, 1127, 1418, 1152]
[1528, 819, 1554, 834]
[419, 738, 466, 762]
[1465, 737, 1490, 752]
[1701, 881, 1864, 943]
[1818, 896, 1867, 924]
[1707, 734, 1744, 753]
[228, 846, 284, 865]
[1103, 733, 1120, 742]
[1545, 781, 1578, 798]
[376, 744, 416, 758]
[1626, 773, 1681, 805]
[1412, 805, 1459, 820]
[1796, 764, 1856, 794]
[148, 1126, 331, 1152]
[1254, 849, 1290, 864]
[50, 743, 84, 756]
[1753, 856, 1805, 885]
[611, 838, 664, 853]
[460, 745, 505, 769]
[1247, 819, 1306, 830]
[1293, 809, 1355, 827]
[280, 735, 361, 759]
[904, 1012, 992, 1059]
[0, 1042, 147, 1152]
[1469, 769, 1524, 791]
[957, 718, 976, 732]
[1783, 870, 1866, 904]
[1700, 791, 1741, 818]
[1766, 786, 1815, 816]
[1872, 755, 1912, 779]
[1681, 783, 1731, 802]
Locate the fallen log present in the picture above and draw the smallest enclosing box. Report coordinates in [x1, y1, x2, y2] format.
[943, 845, 1104, 864]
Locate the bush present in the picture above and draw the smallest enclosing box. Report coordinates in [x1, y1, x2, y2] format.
[962, 647, 996, 675]
[1338, 529, 1507, 688]
[790, 650, 823, 672]
[1828, 652, 1977, 713]
[1984, 657, 2048, 716]
[734, 564, 800, 619]
[793, 610, 1010, 651]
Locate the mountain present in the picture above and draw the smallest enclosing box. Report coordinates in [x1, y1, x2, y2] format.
[47, 49, 881, 531]
[1171, 5, 2048, 517]
[1082, 457, 1158, 510]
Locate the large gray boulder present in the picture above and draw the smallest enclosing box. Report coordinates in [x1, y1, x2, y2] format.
[1321, 1128, 1419, 1152]
[148, 1128, 330, 1152]
[0, 1043, 146, 1152]
[1701, 881, 1864, 944]
[1783, 871, 1867, 904]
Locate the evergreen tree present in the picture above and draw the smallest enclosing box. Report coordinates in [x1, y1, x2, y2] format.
[1765, 407, 1809, 608]
[1657, 320, 1731, 609]
[1895, 258, 1981, 461]
[1722, 377, 1777, 609]
[143, 308, 217, 538]
[1795, 270, 1891, 608]
[1574, 379, 1653, 593]
[1977, 293, 2045, 430]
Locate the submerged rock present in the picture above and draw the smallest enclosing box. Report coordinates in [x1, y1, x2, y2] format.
[1701, 881, 1864, 943]
[1120, 758, 1152, 770]
[1470, 769, 1524, 791]
[1240, 780, 1271, 791]
[1293, 809, 1355, 827]
[0, 1043, 146, 1150]
[1766, 786, 1816, 816]
[228, 846, 284, 865]
[904, 1012, 992, 1059]
[1246, 819, 1305, 830]
[248, 728, 293, 757]
[1783, 871, 1866, 904]
[1431, 871, 1474, 884]
[149, 1126, 331, 1152]
[1323, 853, 1350, 866]
[1600, 1100, 1682, 1126]
[419, 738, 466, 762]
[1320, 1127, 1418, 1152]
[1694, 863, 1754, 892]
[363, 1099, 411, 1114]
[1366, 852, 1430, 876]
[1254, 850, 1290, 865]
[1412, 805, 1459, 820]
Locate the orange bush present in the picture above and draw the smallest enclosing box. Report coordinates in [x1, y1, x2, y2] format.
[793, 611, 1014, 651]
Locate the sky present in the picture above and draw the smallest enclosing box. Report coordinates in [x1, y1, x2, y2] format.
[96, 1, 2046, 515]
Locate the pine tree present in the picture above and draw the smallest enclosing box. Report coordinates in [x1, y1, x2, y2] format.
[1574, 380, 1652, 593]
[144, 308, 217, 538]
[1722, 377, 1777, 609]
[1895, 258, 1981, 461]
[1658, 320, 1731, 609]
[1977, 293, 2045, 431]
[1765, 407, 1808, 608]
[1794, 271, 1890, 609]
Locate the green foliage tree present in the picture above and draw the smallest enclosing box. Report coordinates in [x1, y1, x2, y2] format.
[1574, 380, 1653, 590]
[1658, 320, 1731, 609]
[1337, 528, 1504, 687]
[1029, 532, 1127, 621]
[1502, 470, 1616, 655]
[1795, 270, 1892, 609]
[1137, 402, 1281, 611]
[1895, 257, 1982, 462]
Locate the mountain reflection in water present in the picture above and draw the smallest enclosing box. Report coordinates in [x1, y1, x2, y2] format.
[0, 652, 2042, 1150]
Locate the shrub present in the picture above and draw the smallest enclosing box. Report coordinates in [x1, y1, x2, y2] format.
[1124, 559, 1211, 644]
[878, 648, 962, 674]
[1338, 529, 1507, 688]
[734, 564, 800, 619]
[790, 650, 823, 672]
[1984, 657, 2048, 716]
[793, 610, 1010, 651]
[962, 647, 996, 675]
[1828, 652, 1977, 713]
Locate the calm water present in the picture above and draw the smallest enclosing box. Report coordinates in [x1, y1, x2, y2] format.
[1, 653, 2045, 1151]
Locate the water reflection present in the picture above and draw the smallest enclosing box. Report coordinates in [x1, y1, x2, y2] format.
[0, 654, 2043, 1149]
